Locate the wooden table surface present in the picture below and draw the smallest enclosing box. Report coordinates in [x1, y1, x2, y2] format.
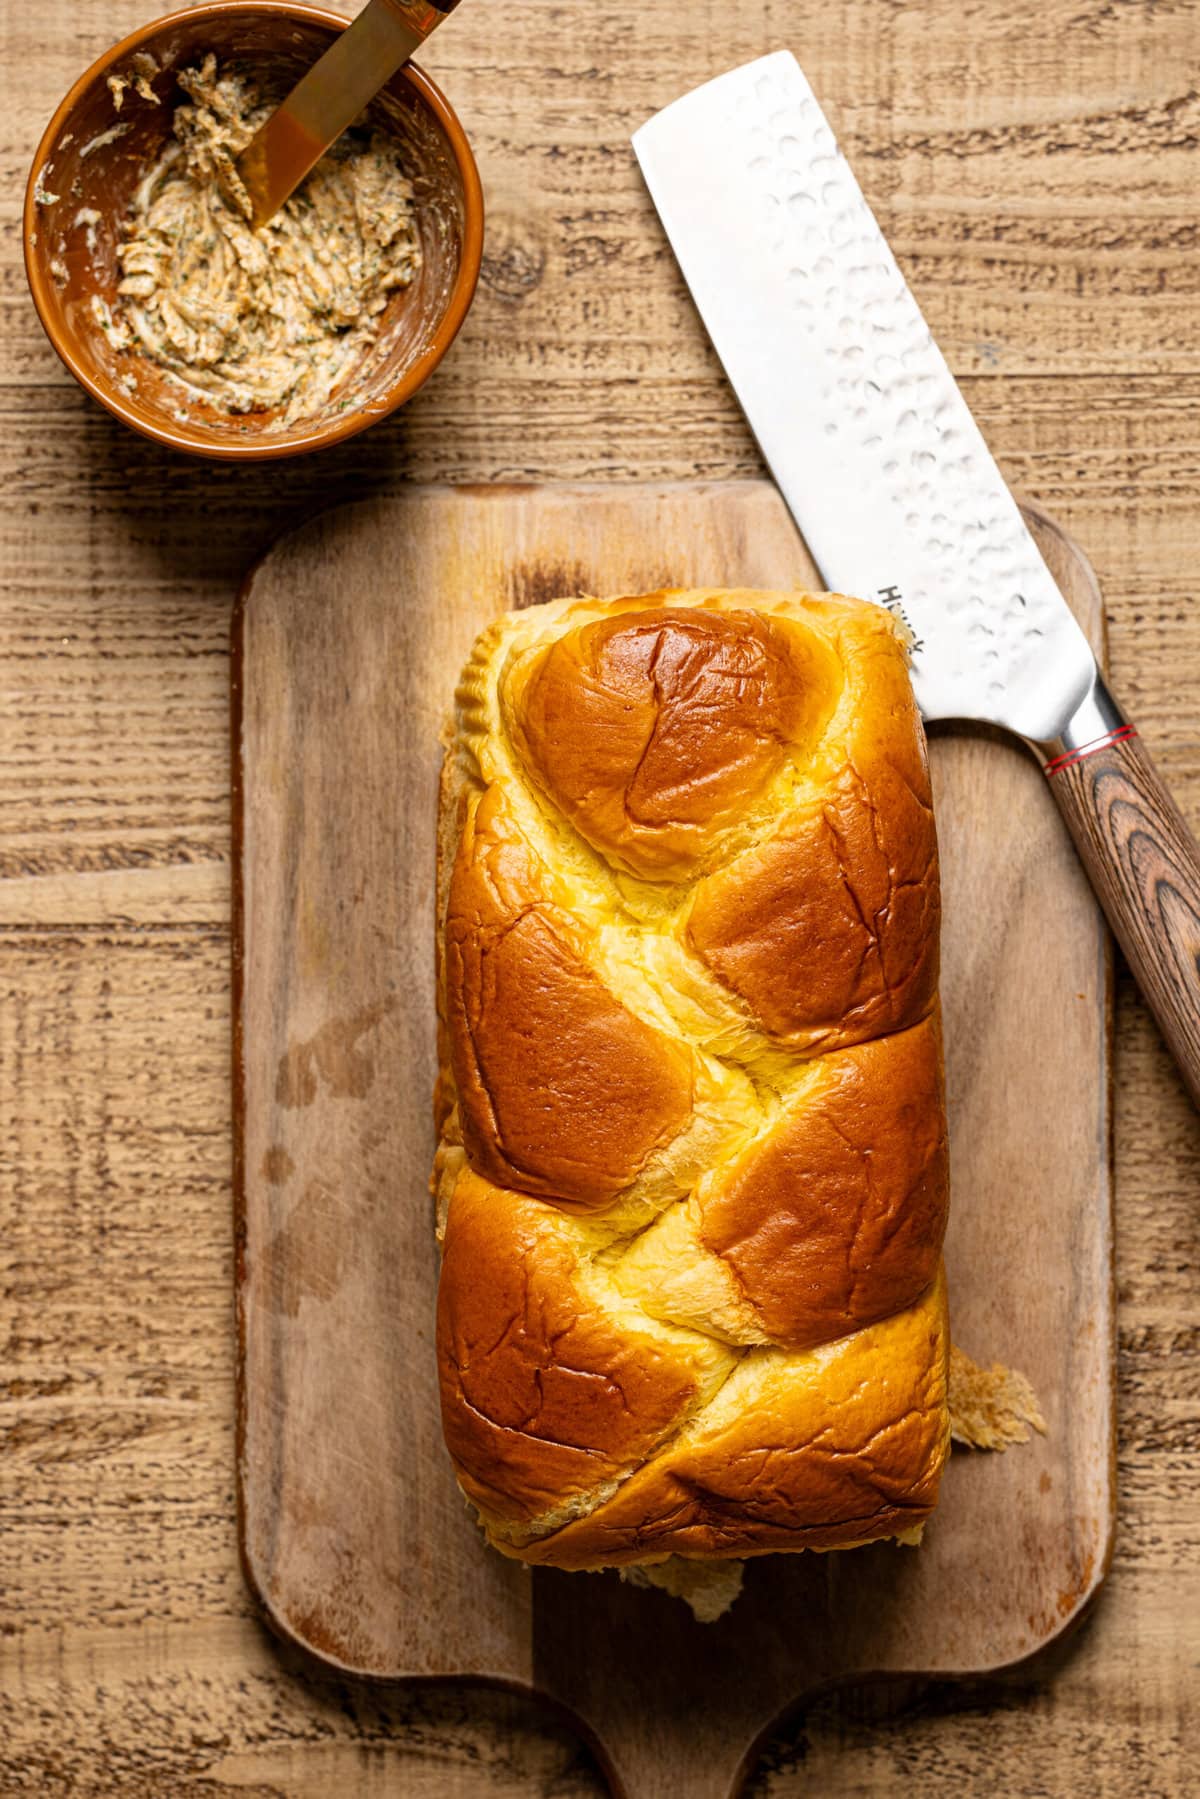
[3, 1, 1197, 1792]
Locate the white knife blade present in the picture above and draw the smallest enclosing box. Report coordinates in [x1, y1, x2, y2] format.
[634, 51, 1200, 1112]
[633, 50, 1095, 744]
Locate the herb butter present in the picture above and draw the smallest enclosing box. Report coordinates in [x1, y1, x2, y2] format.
[112, 56, 422, 428]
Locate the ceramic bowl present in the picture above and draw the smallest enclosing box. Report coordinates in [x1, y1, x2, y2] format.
[24, 1, 483, 459]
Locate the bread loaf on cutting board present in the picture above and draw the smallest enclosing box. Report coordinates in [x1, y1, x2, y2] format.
[432, 588, 950, 1573]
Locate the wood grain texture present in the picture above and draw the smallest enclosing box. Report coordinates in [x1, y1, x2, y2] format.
[234, 484, 1112, 1799]
[2, 0, 1198, 1791]
[1049, 734, 1200, 1110]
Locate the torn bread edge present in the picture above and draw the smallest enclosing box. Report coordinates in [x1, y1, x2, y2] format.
[620, 1346, 1046, 1622]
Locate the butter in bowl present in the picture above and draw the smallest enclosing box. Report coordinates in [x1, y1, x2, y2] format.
[24, 2, 483, 460]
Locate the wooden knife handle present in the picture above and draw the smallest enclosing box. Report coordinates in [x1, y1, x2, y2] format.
[1043, 686, 1200, 1108]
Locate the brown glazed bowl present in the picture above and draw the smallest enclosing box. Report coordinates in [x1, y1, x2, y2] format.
[24, 2, 483, 460]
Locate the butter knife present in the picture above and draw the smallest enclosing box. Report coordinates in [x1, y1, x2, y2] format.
[237, 0, 464, 229]
[634, 51, 1200, 1106]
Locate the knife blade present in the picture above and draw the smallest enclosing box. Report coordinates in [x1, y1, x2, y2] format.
[634, 51, 1200, 1107]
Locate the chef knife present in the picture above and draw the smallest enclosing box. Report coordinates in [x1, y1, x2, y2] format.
[633, 50, 1200, 1108]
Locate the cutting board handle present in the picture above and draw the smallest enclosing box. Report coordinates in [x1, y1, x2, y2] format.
[1041, 669, 1200, 1109]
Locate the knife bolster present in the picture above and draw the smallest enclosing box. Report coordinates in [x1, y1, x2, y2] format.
[1035, 669, 1128, 775]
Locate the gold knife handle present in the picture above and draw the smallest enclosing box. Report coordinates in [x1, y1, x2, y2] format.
[1037, 669, 1200, 1108]
[380, 0, 463, 29]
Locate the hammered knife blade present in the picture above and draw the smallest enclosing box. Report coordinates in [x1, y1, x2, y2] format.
[634, 51, 1200, 1106]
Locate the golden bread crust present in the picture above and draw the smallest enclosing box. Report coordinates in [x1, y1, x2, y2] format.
[693, 1013, 948, 1350]
[433, 587, 949, 1572]
[445, 784, 695, 1207]
[505, 1272, 949, 1568]
[437, 1168, 737, 1529]
[506, 606, 842, 879]
[685, 612, 939, 1050]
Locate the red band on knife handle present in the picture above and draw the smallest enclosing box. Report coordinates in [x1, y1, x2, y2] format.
[1043, 725, 1139, 777]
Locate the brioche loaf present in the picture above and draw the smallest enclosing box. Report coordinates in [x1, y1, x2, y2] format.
[433, 589, 950, 1574]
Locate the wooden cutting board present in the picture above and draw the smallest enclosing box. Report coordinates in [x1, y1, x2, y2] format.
[232, 481, 1114, 1799]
